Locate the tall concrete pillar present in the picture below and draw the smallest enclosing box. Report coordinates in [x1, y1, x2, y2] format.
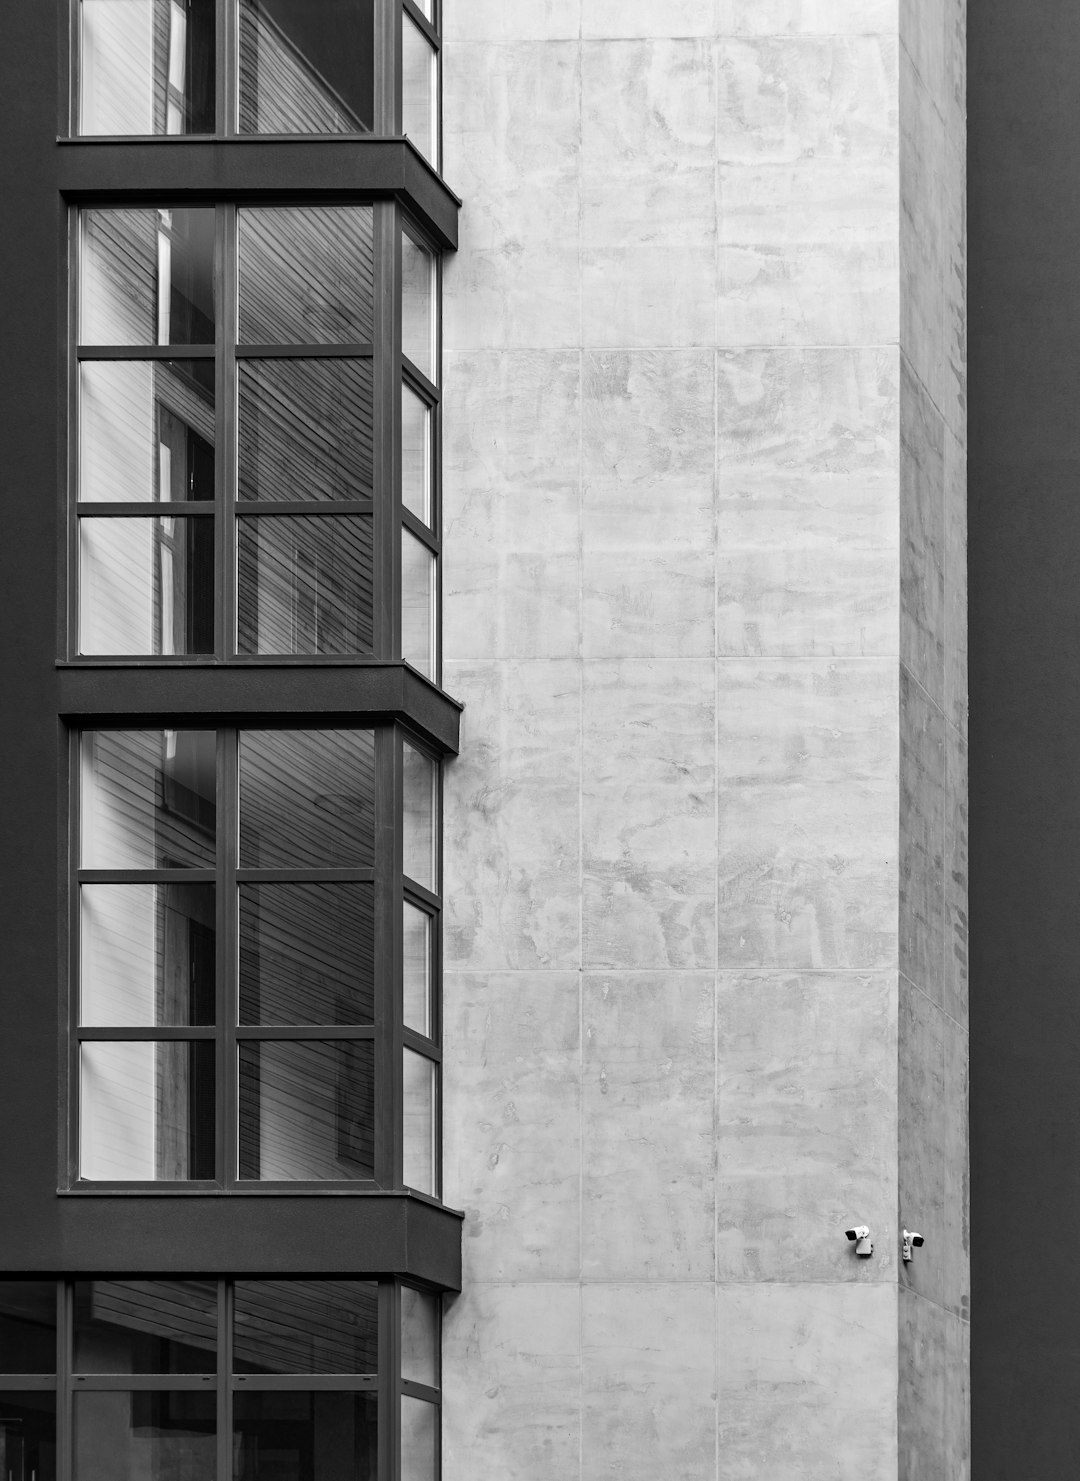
[438, 0, 967, 1474]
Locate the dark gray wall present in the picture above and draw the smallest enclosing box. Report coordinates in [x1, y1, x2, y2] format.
[969, 3, 1080, 1472]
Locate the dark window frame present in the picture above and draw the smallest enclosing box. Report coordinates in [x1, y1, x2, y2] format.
[0, 1277, 440, 1481]
[64, 722, 442, 1195]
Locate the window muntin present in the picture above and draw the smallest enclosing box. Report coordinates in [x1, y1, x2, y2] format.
[0, 1280, 438, 1481]
[74, 204, 441, 674]
[73, 727, 440, 1191]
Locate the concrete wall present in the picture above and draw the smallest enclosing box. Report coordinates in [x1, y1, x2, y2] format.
[439, 1, 966, 1474]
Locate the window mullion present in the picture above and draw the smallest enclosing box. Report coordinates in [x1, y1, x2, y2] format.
[220, 727, 238, 1189]
[218, 204, 238, 661]
[218, 1277, 232, 1481]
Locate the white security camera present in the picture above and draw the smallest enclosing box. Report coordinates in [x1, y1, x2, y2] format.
[844, 1225, 873, 1257]
[902, 1230, 925, 1262]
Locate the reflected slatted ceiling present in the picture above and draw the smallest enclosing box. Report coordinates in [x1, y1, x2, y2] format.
[234, 1281, 378, 1373]
[238, 1, 367, 134]
[239, 730, 375, 870]
[89, 1279, 217, 1354]
[82, 210, 158, 345]
[238, 360, 373, 503]
[239, 207, 374, 345]
[239, 882, 374, 1024]
[238, 1040, 375, 1180]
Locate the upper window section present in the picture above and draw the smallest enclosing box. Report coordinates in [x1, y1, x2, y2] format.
[75, 1, 441, 145]
[80, 0, 216, 135]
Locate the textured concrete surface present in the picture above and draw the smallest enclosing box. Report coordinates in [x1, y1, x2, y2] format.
[441, 0, 966, 1474]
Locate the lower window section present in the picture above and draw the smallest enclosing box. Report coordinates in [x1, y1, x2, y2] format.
[0, 1280, 439, 1481]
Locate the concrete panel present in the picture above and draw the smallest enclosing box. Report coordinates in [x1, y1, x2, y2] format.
[444, 0, 581, 41]
[716, 970, 898, 1281]
[716, 1283, 898, 1481]
[716, 347, 900, 659]
[899, 665, 945, 1003]
[442, 1282, 581, 1481]
[582, 659, 716, 969]
[443, 349, 580, 661]
[898, 1288, 948, 1481]
[944, 424, 968, 738]
[898, 978, 946, 1310]
[717, 1, 898, 31]
[944, 719, 968, 1027]
[716, 658, 899, 970]
[443, 971, 581, 1281]
[582, 1283, 716, 1481]
[900, 47, 946, 415]
[582, 972, 715, 1279]
[442, 41, 581, 350]
[443, 660, 581, 971]
[942, 1012, 969, 1321]
[900, 356, 946, 709]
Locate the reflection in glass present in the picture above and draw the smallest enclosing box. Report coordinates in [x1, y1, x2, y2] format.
[73, 1281, 216, 1374]
[80, 1042, 215, 1181]
[80, 517, 214, 656]
[401, 233, 434, 379]
[402, 14, 437, 169]
[0, 1395, 56, 1481]
[239, 883, 374, 1025]
[402, 528, 435, 679]
[81, 883, 215, 1026]
[73, 1391, 215, 1481]
[80, 0, 215, 136]
[239, 207, 374, 345]
[238, 1040, 374, 1181]
[400, 1288, 438, 1388]
[401, 1395, 437, 1481]
[238, 0, 374, 134]
[239, 730, 375, 869]
[402, 1048, 436, 1195]
[0, 1284, 56, 1373]
[234, 1392, 377, 1481]
[403, 901, 431, 1036]
[81, 209, 215, 346]
[239, 359, 373, 502]
[402, 744, 435, 890]
[81, 730, 216, 869]
[79, 360, 214, 503]
[236, 516, 374, 656]
[401, 383, 430, 524]
[234, 1281, 377, 1373]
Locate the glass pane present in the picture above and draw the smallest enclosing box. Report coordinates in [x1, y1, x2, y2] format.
[402, 1048, 436, 1195]
[80, 1041, 215, 1181]
[239, 883, 374, 1025]
[239, 730, 375, 869]
[401, 233, 434, 380]
[402, 901, 431, 1036]
[238, 1040, 374, 1181]
[236, 515, 374, 656]
[238, 0, 374, 134]
[234, 1281, 377, 1373]
[80, 517, 214, 656]
[0, 1395, 56, 1481]
[239, 207, 374, 344]
[402, 14, 437, 170]
[401, 383, 430, 524]
[400, 1288, 438, 1388]
[74, 1391, 215, 1481]
[81, 730, 216, 869]
[0, 1285, 56, 1373]
[80, 0, 215, 135]
[402, 528, 435, 679]
[239, 359, 372, 502]
[81, 209, 215, 346]
[234, 1392, 377, 1481]
[80, 360, 214, 504]
[402, 743, 435, 890]
[401, 1395, 437, 1481]
[81, 883, 215, 1026]
[73, 1281, 216, 1374]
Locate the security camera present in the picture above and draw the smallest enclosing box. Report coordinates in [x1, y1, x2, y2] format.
[844, 1225, 873, 1257]
[902, 1230, 925, 1262]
